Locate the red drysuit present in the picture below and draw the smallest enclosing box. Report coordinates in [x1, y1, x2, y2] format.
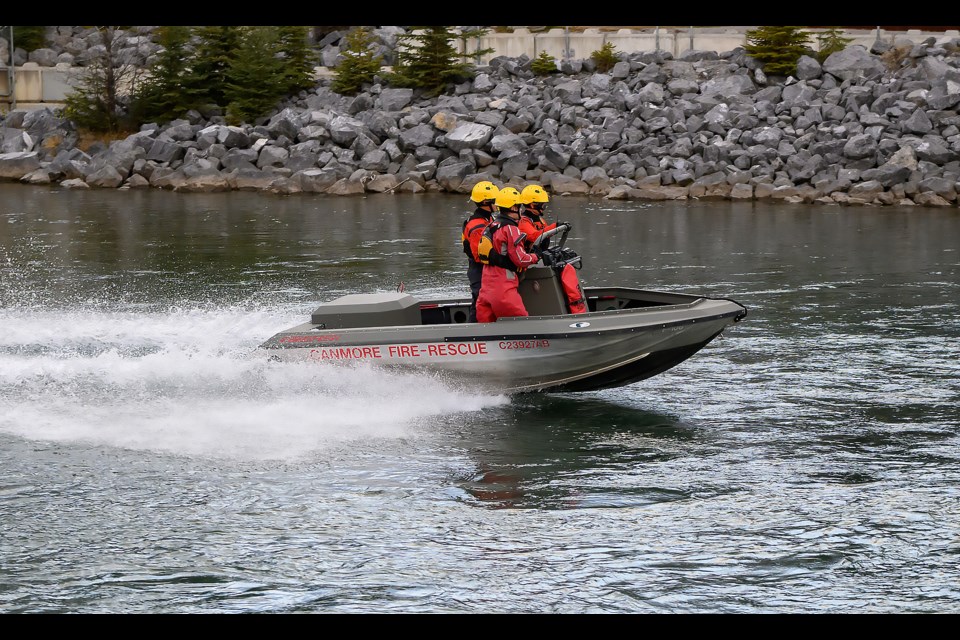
[476, 217, 540, 323]
[519, 212, 586, 314]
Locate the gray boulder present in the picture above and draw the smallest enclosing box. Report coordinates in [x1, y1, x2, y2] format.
[146, 138, 184, 163]
[795, 55, 822, 80]
[176, 167, 232, 192]
[326, 177, 366, 195]
[0, 151, 41, 178]
[822, 45, 886, 82]
[233, 168, 283, 191]
[85, 164, 125, 188]
[217, 126, 251, 148]
[700, 74, 755, 98]
[398, 123, 437, 152]
[27, 48, 59, 66]
[295, 168, 340, 193]
[379, 88, 414, 111]
[1, 128, 34, 153]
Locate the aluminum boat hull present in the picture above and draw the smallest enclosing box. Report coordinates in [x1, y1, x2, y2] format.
[259, 276, 747, 394]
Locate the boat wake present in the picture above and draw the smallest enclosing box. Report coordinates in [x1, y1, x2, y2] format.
[0, 303, 508, 461]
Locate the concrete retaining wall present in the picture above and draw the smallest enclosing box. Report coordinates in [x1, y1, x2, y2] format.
[466, 26, 960, 64]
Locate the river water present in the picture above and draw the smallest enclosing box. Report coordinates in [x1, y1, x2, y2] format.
[1, 183, 958, 613]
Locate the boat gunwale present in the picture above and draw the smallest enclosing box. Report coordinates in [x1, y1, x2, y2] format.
[262, 300, 745, 349]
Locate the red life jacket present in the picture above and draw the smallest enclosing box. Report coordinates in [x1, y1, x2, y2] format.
[477, 216, 523, 272]
[461, 209, 492, 262]
[518, 213, 556, 248]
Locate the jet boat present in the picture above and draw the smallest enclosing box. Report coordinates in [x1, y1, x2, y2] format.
[259, 225, 747, 394]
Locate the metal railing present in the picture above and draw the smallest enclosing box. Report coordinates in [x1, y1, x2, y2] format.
[1, 26, 15, 109]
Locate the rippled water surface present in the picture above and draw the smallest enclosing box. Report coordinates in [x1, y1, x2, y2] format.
[1, 184, 958, 613]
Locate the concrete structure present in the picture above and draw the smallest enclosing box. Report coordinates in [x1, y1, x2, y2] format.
[2, 26, 959, 113]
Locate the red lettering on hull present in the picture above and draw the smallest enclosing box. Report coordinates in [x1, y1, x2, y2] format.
[309, 346, 382, 360]
[425, 343, 488, 356]
[303, 342, 491, 361]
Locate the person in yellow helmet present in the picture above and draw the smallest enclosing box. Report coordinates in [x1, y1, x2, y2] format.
[461, 180, 500, 322]
[518, 184, 586, 314]
[475, 186, 542, 323]
[517, 184, 560, 247]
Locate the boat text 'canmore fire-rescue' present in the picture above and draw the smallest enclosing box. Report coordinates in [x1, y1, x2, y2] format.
[309, 342, 491, 361]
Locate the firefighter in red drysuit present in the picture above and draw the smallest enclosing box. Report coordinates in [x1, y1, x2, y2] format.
[518, 184, 587, 314]
[517, 184, 558, 244]
[475, 187, 541, 323]
[461, 180, 500, 322]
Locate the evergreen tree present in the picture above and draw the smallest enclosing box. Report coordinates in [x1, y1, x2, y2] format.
[187, 26, 242, 108]
[456, 27, 495, 66]
[816, 27, 853, 63]
[277, 25, 317, 95]
[223, 26, 287, 125]
[11, 26, 47, 52]
[331, 26, 384, 96]
[129, 26, 193, 124]
[387, 26, 473, 97]
[531, 50, 558, 76]
[590, 41, 619, 73]
[62, 26, 144, 133]
[744, 26, 813, 76]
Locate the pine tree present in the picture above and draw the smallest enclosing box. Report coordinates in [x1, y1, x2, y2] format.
[331, 27, 384, 96]
[457, 27, 495, 66]
[590, 42, 619, 73]
[187, 26, 242, 108]
[130, 26, 194, 124]
[744, 26, 813, 76]
[531, 50, 558, 76]
[223, 26, 287, 125]
[277, 26, 317, 95]
[11, 26, 47, 52]
[387, 26, 473, 97]
[816, 28, 853, 63]
[62, 26, 144, 133]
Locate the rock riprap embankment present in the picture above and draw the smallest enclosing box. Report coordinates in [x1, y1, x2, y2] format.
[1, 37, 959, 206]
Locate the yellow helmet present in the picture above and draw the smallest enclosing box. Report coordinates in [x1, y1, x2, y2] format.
[495, 186, 522, 210]
[470, 180, 500, 203]
[520, 184, 550, 205]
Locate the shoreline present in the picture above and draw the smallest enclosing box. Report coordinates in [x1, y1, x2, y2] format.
[2, 34, 959, 208]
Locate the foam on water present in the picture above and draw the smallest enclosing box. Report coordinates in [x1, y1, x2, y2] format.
[0, 302, 508, 461]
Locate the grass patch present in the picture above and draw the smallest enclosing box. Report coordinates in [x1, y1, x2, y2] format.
[75, 128, 135, 153]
